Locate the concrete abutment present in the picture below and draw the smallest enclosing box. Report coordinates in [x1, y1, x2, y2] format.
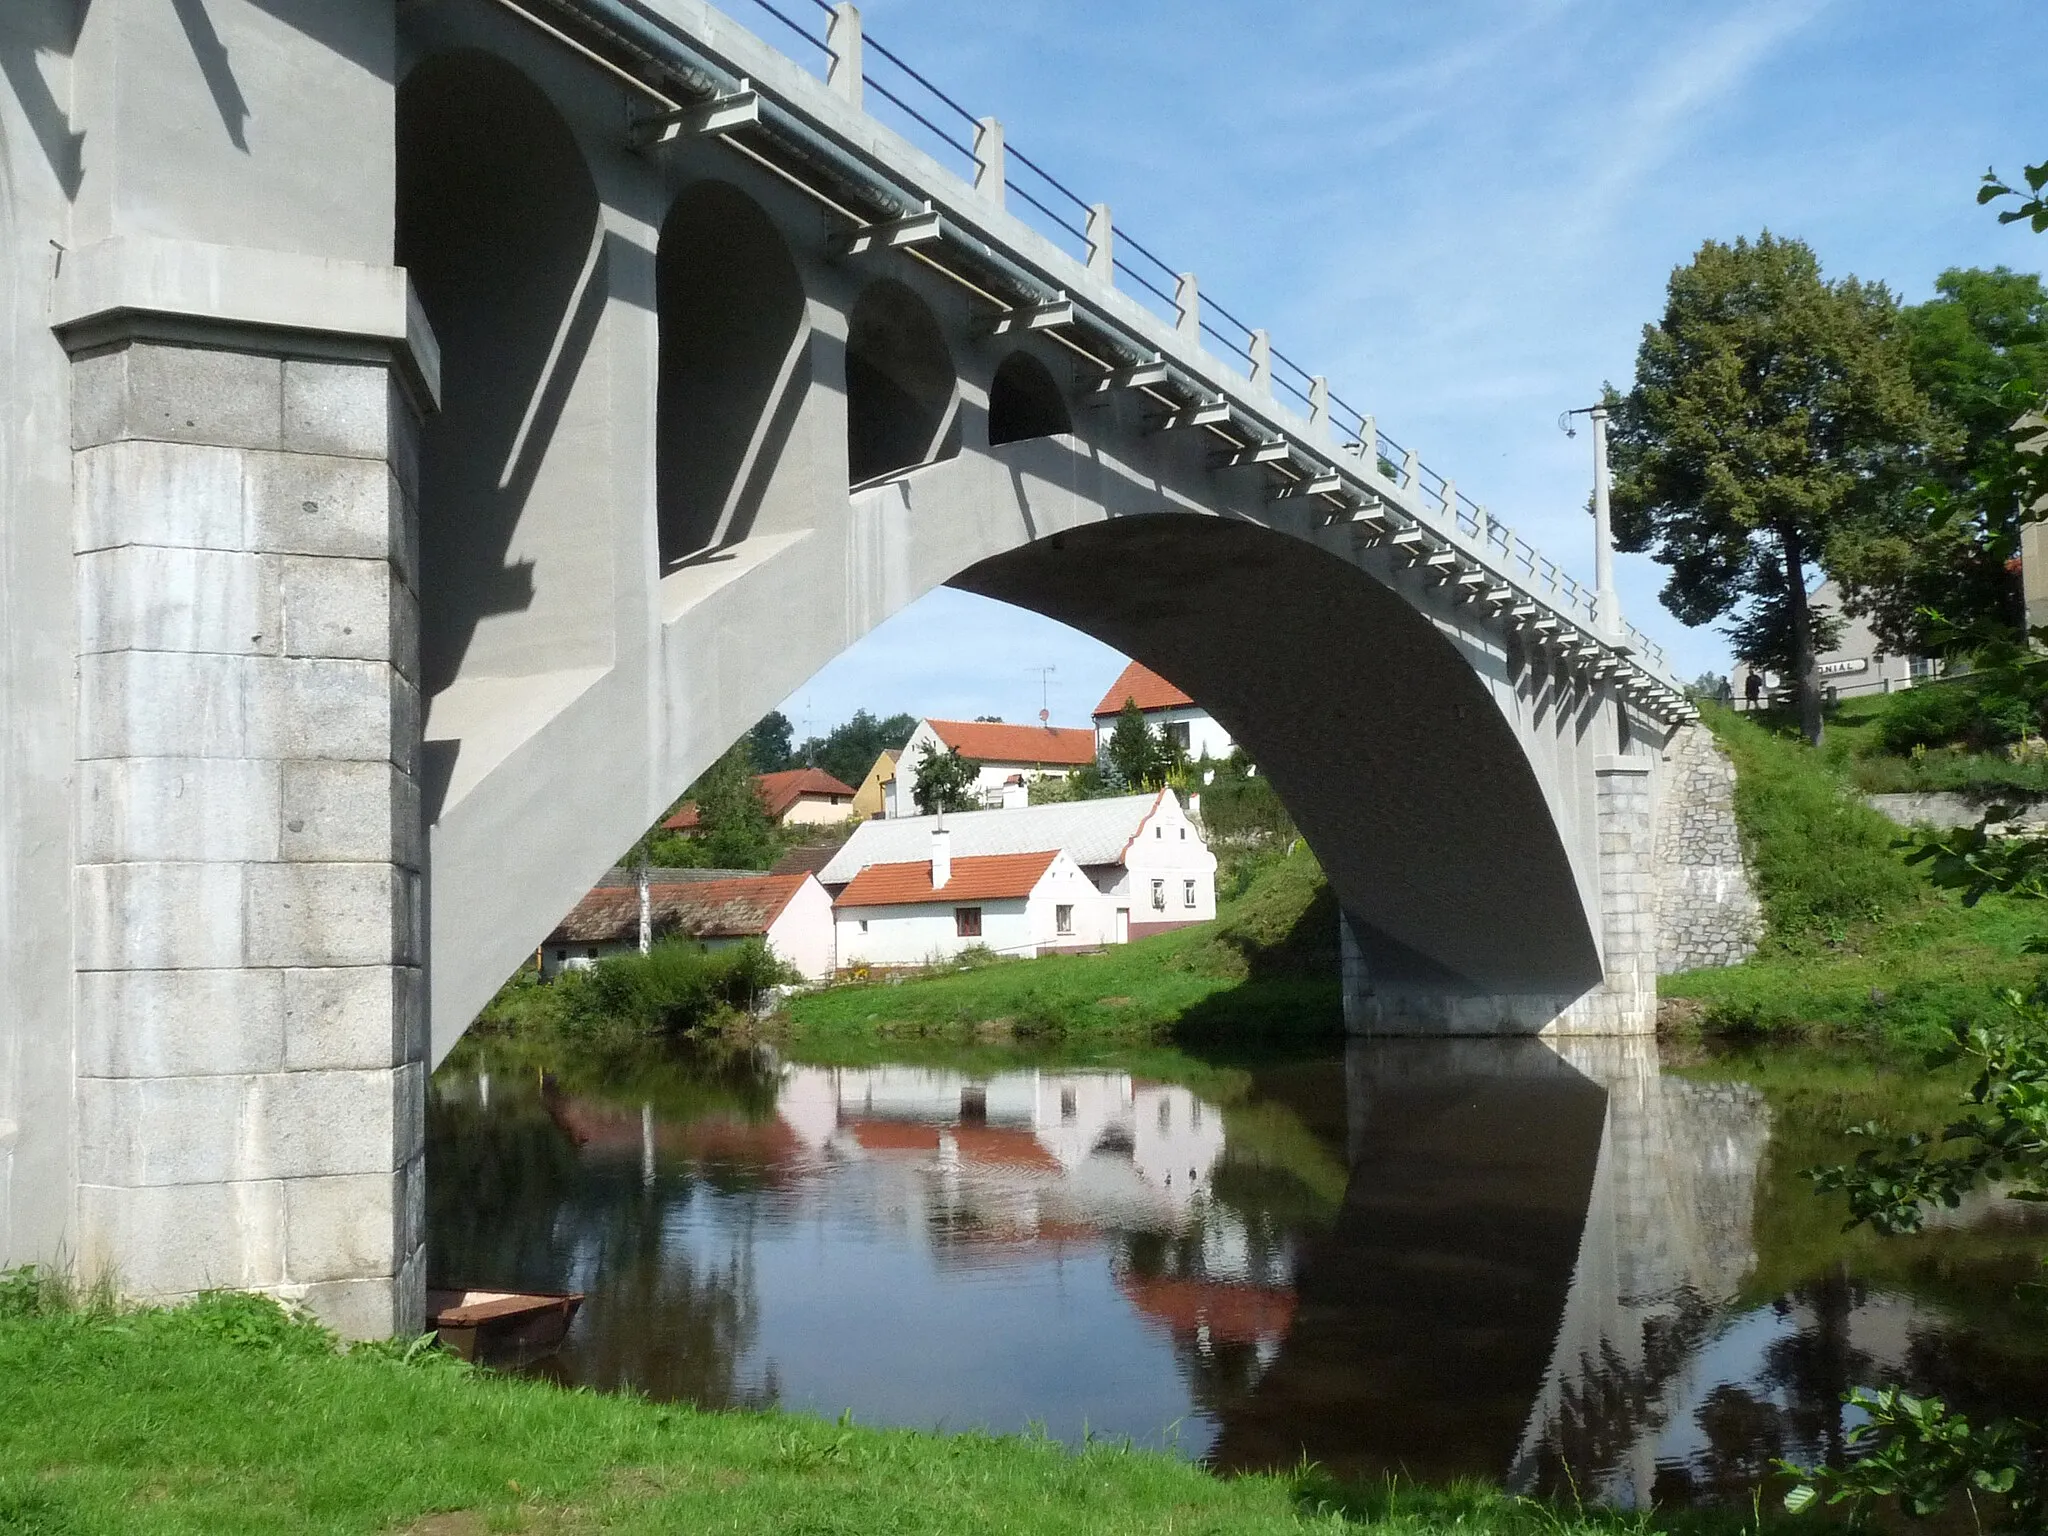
[65, 320, 431, 1338]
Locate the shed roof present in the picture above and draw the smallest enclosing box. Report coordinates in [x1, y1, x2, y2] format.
[835, 850, 1059, 908]
[1092, 660, 1195, 718]
[819, 792, 1172, 886]
[925, 718, 1097, 766]
[546, 873, 813, 944]
[660, 768, 856, 831]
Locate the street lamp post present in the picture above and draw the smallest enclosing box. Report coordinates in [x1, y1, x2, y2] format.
[1563, 403, 1627, 648]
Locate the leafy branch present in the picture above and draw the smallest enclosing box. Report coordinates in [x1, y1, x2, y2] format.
[1981, 161, 2048, 233]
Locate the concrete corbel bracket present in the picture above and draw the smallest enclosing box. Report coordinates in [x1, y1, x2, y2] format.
[48, 235, 441, 414]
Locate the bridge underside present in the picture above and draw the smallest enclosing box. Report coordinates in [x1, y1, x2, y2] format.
[0, 0, 1701, 1336]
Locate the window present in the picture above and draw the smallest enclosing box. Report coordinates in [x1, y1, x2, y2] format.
[554, 949, 566, 963]
[1055, 904, 1073, 935]
[1183, 879, 1196, 908]
[1150, 879, 1166, 911]
[1178, 827, 1186, 840]
[585, 947, 598, 959]
[1164, 721, 1190, 752]
[1060, 1088, 1077, 1122]
[859, 919, 869, 933]
[955, 907, 982, 937]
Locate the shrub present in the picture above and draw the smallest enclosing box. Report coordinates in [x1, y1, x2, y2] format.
[1874, 676, 2040, 755]
[555, 938, 792, 1039]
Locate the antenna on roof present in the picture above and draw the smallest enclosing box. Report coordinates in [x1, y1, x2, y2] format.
[1025, 665, 1055, 725]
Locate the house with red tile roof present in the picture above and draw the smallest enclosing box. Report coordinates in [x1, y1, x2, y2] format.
[833, 826, 1110, 967]
[540, 870, 835, 981]
[1090, 660, 1235, 763]
[662, 766, 857, 833]
[887, 717, 1098, 817]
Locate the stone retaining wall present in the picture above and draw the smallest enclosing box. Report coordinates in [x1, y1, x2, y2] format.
[1652, 724, 1760, 974]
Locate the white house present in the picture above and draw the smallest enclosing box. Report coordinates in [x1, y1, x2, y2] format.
[821, 789, 1217, 943]
[540, 870, 836, 981]
[1092, 660, 1235, 763]
[833, 834, 1111, 967]
[886, 717, 1099, 816]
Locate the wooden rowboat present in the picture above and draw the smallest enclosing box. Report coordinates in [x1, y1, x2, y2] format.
[427, 1287, 584, 1366]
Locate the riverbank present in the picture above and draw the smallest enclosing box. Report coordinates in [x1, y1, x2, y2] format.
[1659, 704, 2042, 1049]
[0, 1278, 1766, 1535]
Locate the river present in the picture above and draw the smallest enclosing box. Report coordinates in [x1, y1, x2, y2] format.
[427, 1034, 2048, 1510]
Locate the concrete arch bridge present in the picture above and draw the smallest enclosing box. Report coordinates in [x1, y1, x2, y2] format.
[0, 0, 1750, 1335]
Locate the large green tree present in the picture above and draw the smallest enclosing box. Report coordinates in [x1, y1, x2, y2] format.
[794, 709, 919, 790]
[746, 710, 795, 774]
[1829, 267, 2048, 653]
[1610, 233, 1943, 744]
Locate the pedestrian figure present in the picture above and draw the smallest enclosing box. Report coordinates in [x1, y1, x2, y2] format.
[1743, 672, 1762, 710]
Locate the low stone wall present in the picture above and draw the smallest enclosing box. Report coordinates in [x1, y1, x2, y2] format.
[1653, 725, 1760, 974]
[1865, 791, 2047, 830]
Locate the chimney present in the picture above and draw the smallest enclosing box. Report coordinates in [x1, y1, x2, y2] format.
[930, 824, 952, 889]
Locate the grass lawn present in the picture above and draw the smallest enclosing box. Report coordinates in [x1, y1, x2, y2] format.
[0, 1284, 1770, 1536]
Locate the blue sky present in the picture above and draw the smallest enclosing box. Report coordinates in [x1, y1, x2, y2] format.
[771, 0, 2048, 736]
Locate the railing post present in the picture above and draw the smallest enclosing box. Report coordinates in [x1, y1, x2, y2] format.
[1309, 375, 1329, 438]
[1400, 448, 1418, 488]
[1356, 413, 1376, 465]
[1440, 476, 1457, 521]
[1174, 272, 1200, 345]
[827, 4, 863, 108]
[1085, 202, 1113, 283]
[973, 116, 1004, 205]
[1248, 329, 1271, 394]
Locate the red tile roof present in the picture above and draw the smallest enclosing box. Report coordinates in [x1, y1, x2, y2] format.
[756, 767, 856, 819]
[1092, 660, 1194, 718]
[926, 718, 1097, 766]
[546, 873, 811, 944]
[834, 850, 1059, 908]
[660, 768, 855, 830]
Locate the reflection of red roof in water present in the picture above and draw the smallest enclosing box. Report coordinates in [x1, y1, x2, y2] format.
[953, 1125, 1062, 1171]
[546, 1097, 802, 1172]
[848, 1120, 942, 1154]
[1117, 1273, 1297, 1344]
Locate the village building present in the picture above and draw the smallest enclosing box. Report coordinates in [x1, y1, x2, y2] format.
[1730, 579, 1942, 704]
[821, 789, 1216, 943]
[663, 766, 858, 832]
[539, 870, 836, 981]
[833, 839, 1109, 967]
[849, 748, 899, 820]
[1091, 660, 1235, 763]
[886, 718, 1098, 816]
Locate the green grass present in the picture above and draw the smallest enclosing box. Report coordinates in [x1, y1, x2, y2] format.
[1660, 704, 2046, 1048]
[0, 1282, 1767, 1535]
[1820, 689, 2048, 799]
[779, 845, 1340, 1049]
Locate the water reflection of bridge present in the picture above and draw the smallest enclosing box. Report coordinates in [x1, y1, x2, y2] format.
[1204, 1038, 1770, 1501]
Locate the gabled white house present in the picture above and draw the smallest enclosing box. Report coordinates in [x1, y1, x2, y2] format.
[822, 789, 1216, 943]
[1092, 660, 1235, 763]
[833, 834, 1110, 967]
[887, 717, 1099, 816]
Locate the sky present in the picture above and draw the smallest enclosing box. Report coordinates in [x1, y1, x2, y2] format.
[770, 0, 2048, 736]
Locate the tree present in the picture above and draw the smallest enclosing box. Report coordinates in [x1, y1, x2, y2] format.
[1829, 267, 2048, 653]
[1610, 233, 1944, 745]
[689, 738, 778, 869]
[910, 741, 977, 815]
[747, 710, 795, 774]
[794, 709, 919, 790]
[1103, 699, 1160, 791]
